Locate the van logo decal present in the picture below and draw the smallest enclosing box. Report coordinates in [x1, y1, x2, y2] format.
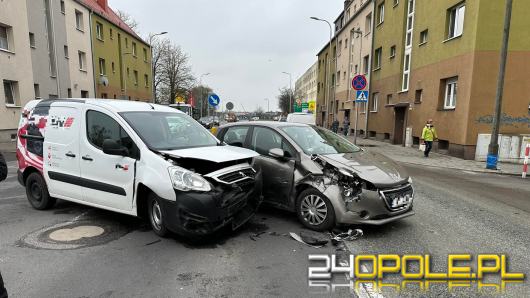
[51, 116, 75, 128]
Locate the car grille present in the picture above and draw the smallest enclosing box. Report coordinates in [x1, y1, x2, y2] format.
[217, 168, 256, 184]
[379, 184, 414, 211]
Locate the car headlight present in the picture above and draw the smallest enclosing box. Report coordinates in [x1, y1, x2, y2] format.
[408, 177, 413, 184]
[168, 166, 211, 192]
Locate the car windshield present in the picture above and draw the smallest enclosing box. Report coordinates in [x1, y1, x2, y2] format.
[120, 111, 218, 150]
[281, 125, 361, 155]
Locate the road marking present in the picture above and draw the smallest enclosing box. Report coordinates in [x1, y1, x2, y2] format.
[0, 195, 25, 200]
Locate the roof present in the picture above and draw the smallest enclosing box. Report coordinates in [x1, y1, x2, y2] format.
[220, 121, 309, 129]
[86, 99, 178, 113]
[79, 0, 148, 46]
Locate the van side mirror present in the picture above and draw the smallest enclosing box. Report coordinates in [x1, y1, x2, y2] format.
[268, 148, 285, 159]
[102, 139, 129, 156]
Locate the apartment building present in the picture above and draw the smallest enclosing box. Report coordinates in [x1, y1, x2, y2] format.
[316, 0, 374, 129]
[295, 61, 317, 105]
[0, 0, 34, 142]
[27, 0, 72, 99]
[82, 0, 152, 101]
[366, 0, 530, 159]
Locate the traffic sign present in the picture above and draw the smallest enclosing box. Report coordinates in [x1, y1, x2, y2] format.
[226, 102, 234, 111]
[356, 91, 369, 103]
[352, 75, 367, 91]
[208, 93, 220, 107]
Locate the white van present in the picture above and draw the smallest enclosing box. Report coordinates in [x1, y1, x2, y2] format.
[286, 113, 316, 125]
[17, 99, 262, 237]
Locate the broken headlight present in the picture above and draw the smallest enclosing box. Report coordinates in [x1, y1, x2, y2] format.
[168, 166, 212, 192]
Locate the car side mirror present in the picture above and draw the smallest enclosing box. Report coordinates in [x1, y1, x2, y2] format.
[268, 148, 285, 159]
[102, 139, 129, 156]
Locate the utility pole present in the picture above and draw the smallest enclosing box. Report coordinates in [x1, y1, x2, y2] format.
[310, 17, 333, 128]
[487, 0, 513, 170]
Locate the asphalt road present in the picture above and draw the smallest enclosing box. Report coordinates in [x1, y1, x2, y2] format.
[0, 156, 529, 297]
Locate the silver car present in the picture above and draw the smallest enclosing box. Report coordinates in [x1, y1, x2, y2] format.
[217, 122, 415, 231]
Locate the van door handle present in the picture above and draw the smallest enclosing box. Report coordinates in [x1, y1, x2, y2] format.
[82, 155, 93, 161]
[65, 152, 76, 158]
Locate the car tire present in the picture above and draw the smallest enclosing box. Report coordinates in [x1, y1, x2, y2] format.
[296, 188, 335, 231]
[25, 172, 56, 210]
[148, 193, 170, 237]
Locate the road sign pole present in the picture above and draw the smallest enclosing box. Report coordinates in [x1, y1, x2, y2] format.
[354, 101, 359, 145]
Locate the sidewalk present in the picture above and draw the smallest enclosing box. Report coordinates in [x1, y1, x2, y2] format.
[347, 136, 524, 176]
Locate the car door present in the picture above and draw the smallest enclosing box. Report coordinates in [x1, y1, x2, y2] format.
[44, 105, 83, 200]
[80, 108, 139, 212]
[248, 126, 296, 206]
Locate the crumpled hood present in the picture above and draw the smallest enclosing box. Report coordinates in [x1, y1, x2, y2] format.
[161, 145, 258, 163]
[318, 150, 409, 188]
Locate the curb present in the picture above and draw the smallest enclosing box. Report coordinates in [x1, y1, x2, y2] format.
[399, 161, 523, 177]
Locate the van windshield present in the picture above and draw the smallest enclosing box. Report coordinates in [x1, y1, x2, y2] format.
[120, 111, 219, 150]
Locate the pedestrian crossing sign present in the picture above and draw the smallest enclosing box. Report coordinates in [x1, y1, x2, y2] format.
[356, 91, 368, 103]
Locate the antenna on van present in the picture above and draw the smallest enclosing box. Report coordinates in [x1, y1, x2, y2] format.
[148, 103, 155, 110]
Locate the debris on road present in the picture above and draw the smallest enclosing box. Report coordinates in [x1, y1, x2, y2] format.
[249, 231, 266, 241]
[145, 239, 162, 246]
[289, 232, 328, 248]
[330, 229, 363, 246]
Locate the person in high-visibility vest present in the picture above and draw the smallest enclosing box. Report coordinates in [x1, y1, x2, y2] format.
[421, 119, 438, 158]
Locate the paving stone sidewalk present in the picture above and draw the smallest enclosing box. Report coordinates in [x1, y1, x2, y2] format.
[348, 137, 525, 176]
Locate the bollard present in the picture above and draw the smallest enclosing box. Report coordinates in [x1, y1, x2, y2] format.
[523, 145, 529, 178]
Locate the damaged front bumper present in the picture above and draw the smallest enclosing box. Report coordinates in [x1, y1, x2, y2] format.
[160, 170, 263, 237]
[323, 183, 415, 225]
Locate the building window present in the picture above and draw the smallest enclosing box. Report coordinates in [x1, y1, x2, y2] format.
[29, 33, 36, 48]
[3, 80, 18, 106]
[96, 22, 104, 40]
[99, 58, 106, 76]
[354, 64, 358, 74]
[81, 90, 89, 98]
[127, 67, 130, 77]
[448, 3, 465, 39]
[67, 88, 72, 98]
[34, 84, 40, 98]
[374, 47, 382, 70]
[0, 25, 10, 51]
[363, 55, 370, 74]
[111, 62, 115, 73]
[144, 74, 149, 87]
[78, 51, 86, 70]
[75, 10, 84, 31]
[402, 54, 411, 90]
[386, 94, 392, 105]
[143, 48, 148, 62]
[110, 28, 113, 39]
[371, 93, 379, 112]
[344, 38, 348, 49]
[132, 42, 137, 56]
[125, 38, 129, 48]
[415, 89, 423, 103]
[336, 71, 341, 86]
[390, 45, 396, 58]
[133, 70, 138, 86]
[443, 77, 458, 109]
[60, 0, 65, 14]
[365, 13, 372, 34]
[402, 0, 415, 92]
[377, 2, 385, 25]
[420, 29, 428, 44]
[64, 45, 69, 58]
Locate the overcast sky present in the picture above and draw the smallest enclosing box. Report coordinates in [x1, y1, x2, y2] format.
[111, 0, 343, 112]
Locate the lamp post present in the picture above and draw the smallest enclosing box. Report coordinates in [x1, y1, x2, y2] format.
[199, 73, 210, 118]
[282, 72, 292, 113]
[264, 98, 270, 113]
[149, 32, 168, 104]
[121, 51, 133, 100]
[311, 17, 333, 128]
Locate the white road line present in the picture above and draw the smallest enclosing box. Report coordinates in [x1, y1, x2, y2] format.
[0, 195, 25, 200]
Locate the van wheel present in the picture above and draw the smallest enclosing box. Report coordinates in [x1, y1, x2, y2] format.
[25, 172, 56, 210]
[296, 189, 335, 232]
[148, 193, 170, 237]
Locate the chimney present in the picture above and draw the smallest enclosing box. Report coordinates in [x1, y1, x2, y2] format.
[344, 0, 353, 9]
[96, 0, 108, 10]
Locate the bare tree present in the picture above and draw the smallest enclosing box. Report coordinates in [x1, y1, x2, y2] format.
[151, 37, 170, 103]
[277, 87, 294, 114]
[116, 9, 139, 31]
[157, 43, 196, 105]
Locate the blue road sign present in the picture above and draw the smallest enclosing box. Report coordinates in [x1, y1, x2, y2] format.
[356, 91, 369, 103]
[352, 75, 367, 91]
[208, 93, 220, 107]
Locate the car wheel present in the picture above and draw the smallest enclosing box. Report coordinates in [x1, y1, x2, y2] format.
[296, 189, 335, 231]
[25, 172, 56, 210]
[148, 193, 170, 237]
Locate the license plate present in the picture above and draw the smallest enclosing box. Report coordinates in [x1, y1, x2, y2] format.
[391, 193, 413, 208]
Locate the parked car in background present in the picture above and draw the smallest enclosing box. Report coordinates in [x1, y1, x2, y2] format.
[198, 116, 220, 129]
[217, 122, 414, 231]
[17, 99, 263, 238]
[286, 113, 316, 125]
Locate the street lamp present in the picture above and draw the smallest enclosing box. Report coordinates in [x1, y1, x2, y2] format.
[264, 98, 270, 113]
[282, 72, 292, 113]
[199, 73, 210, 118]
[149, 31, 168, 103]
[311, 16, 334, 128]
